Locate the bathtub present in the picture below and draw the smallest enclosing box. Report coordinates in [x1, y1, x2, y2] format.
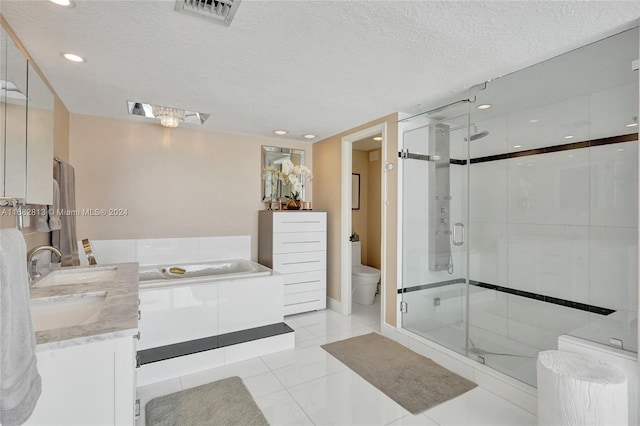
[138, 259, 272, 287]
[137, 259, 290, 385]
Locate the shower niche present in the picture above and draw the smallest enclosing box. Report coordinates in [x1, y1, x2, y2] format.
[398, 26, 639, 388]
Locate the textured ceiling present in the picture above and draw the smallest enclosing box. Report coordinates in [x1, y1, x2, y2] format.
[2, 1, 639, 142]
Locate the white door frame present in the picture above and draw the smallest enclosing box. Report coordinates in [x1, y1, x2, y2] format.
[340, 123, 388, 316]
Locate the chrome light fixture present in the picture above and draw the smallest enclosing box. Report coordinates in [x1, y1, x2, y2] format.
[127, 101, 209, 128]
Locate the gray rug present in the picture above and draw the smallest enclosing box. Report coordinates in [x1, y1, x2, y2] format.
[145, 376, 269, 426]
[321, 332, 476, 414]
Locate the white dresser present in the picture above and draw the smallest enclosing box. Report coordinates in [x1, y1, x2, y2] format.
[259, 211, 327, 315]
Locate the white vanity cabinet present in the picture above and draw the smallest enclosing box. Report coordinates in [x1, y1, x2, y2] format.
[25, 336, 137, 426]
[259, 211, 327, 315]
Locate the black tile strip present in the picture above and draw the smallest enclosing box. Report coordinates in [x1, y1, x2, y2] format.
[448, 133, 638, 165]
[397, 280, 615, 316]
[138, 322, 294, 366]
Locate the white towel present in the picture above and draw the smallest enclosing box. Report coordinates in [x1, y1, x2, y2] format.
[0, 229, 42, 425]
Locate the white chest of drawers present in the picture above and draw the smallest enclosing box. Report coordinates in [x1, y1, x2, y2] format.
[259, 211, 327, 315]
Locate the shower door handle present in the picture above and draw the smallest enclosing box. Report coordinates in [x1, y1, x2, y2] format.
[452, 223, 465, 246]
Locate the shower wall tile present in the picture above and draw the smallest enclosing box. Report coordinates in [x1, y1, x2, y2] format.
[589, 226, 638, 312]
[589, 141, 638, 228]
[506, 295, 589, 350]
[507, 149, 590, 226]
[468, 222, 508, 286]
[506, 96, 590, 152]
[468, 286, 508, 337]
[469, 162, 507, 223]
[589, 83, 639, 141]
[507, 224, 589, 304]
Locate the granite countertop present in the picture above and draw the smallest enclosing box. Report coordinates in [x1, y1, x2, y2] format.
[29, 262, 139, 351]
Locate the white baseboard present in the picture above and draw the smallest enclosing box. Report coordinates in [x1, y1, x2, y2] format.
[327, 297, 342, 314]
[381, 323, 537, 415]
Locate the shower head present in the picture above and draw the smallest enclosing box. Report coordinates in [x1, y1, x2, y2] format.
[468, 131, 489, 141]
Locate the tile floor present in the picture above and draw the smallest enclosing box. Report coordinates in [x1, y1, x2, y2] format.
[136, 296, 538, 425]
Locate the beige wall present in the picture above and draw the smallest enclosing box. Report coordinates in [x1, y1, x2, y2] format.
[69, 114, 312, 261]
[351, 150, 368, 264]
[313, 113, 398, 326]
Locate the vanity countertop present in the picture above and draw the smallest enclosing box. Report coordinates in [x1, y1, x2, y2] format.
[30, 262, 139, 351]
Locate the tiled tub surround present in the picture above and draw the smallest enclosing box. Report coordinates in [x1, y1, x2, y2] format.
[30, 262, 139, 349]
[26, 263, 139, 425]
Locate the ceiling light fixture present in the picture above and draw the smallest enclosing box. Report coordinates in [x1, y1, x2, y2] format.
[62, 52, 85, 63]
[303, 134, 316, 139]
[626, 123, 638, 128]
[528, 119, 539, 123]
[513, 145, 522, 148]
[49, 0, 73, 6]
[477, 104, 492, 110]
[153, 106, 185, 128]
[564, 135, 574, 139]
[273, 130, 288, 136]
[372, 136, 383, 141]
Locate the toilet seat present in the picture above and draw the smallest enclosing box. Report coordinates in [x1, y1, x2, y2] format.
[352, 265, 380, 278]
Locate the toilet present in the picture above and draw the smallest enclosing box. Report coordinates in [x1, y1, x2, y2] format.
[351, 241, 381, 305]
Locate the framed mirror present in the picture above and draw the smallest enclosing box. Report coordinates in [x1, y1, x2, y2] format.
[261, 146, 306, 201]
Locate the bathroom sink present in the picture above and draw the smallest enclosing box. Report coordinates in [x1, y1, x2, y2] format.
[30, 292, 107, 332]
[35, 266, 118, 287]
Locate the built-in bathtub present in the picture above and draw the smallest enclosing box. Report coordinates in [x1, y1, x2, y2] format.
[138, 259, 271, 285]
[136, 258, 293, 386]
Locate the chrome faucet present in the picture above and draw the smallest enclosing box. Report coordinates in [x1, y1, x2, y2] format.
[27, 245, 62, 281]
[82, 238, 98, 266]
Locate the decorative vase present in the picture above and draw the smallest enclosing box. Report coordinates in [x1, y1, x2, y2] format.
[286, 199, 302, 210]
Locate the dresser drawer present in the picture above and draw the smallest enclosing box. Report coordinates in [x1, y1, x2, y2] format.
[283, 271, 326, 294]
[273, 232, 326, 254]
[273, 212, 326, 233]
[284, 290, 326, 312]
[273, 251, 326, 274]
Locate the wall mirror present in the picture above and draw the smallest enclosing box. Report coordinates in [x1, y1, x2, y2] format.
[261, 146, 306, 201]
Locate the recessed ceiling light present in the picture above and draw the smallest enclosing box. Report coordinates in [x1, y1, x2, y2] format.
[273, 130, 288, 136]
[513, 145, 522, 149]
[62, 52, 85, 63]
[528, 119, 539, 123]
[372, 136, 383, 141]
[49, 0, 73, 5]
[303, 134, 316, 139]
[477, 104, 492, 110]
[564, 135, 574, 139]
[626, 123, 638, 127]
[617, 148, 625, 152]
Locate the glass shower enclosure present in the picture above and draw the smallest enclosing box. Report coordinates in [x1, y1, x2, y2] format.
[399, 26, 639, 387]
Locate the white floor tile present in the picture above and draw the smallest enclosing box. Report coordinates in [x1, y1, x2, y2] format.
[288, 369, 410, 426]
[254, 389, 315, 426]
[424, 387, 537, 426]
[320, 325, 378, 345]
[386, 413, 440, 425]
[179, 357, 270, 390]
[263, 345, 348, 388]
[243, 371, 286, 398]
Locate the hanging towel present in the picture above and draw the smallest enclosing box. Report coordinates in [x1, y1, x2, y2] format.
[0, 229, 42, 425]
[54, 160, 79, 266]
[35, 179, 61, 233]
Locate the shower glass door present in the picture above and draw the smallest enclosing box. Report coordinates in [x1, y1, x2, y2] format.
[399, 103, 470, 356]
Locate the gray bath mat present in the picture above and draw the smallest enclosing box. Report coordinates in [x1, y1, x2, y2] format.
[145, 376, 269, 426]
[321, 332, 476, 414]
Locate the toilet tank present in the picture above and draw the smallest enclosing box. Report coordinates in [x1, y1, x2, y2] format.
[351, 241, 361, 267]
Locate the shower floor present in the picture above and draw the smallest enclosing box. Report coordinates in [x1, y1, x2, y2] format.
[406, 321, 539, 386]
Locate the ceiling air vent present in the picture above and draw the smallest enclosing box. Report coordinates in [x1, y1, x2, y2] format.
[175, 0, 241, 26]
